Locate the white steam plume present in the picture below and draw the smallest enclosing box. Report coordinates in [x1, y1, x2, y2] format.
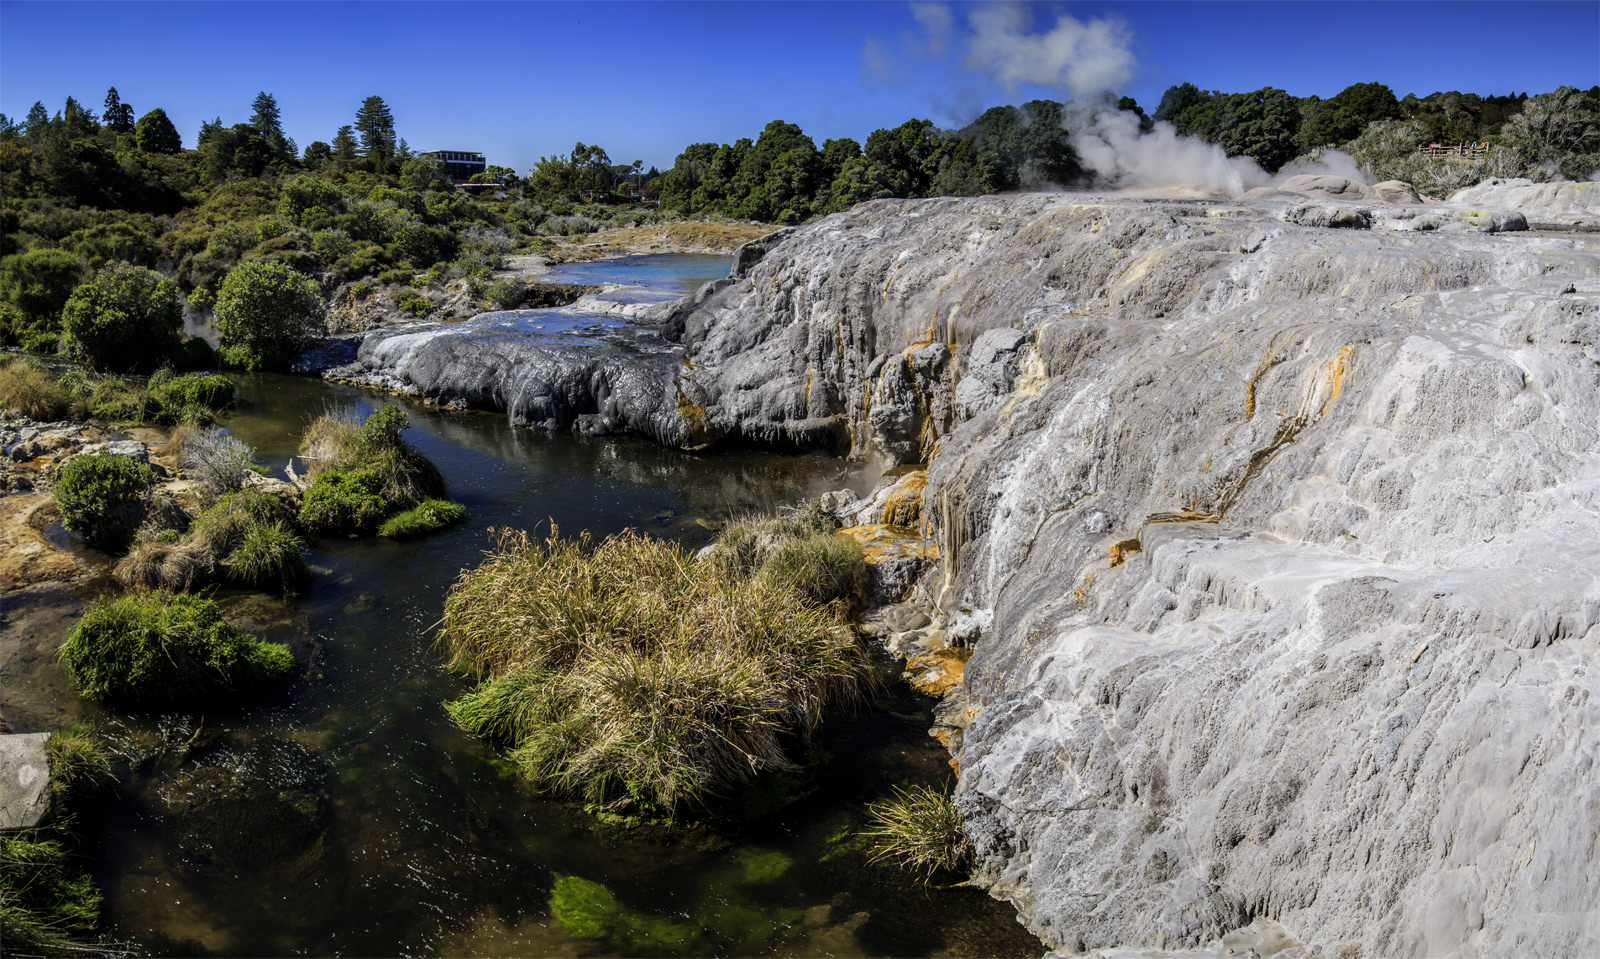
[1065, 104, 1271, 197]
[964, 4, 1136, 99]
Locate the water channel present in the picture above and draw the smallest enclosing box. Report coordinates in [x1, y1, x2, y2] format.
[1, 256, 1044, 957]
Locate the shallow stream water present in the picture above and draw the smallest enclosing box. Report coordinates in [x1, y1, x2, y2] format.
[1, 256, 1043, 958]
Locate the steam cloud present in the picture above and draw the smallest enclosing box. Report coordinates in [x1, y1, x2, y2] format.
[962, 5, 1135, 99]
[880, 3, 1371, 198]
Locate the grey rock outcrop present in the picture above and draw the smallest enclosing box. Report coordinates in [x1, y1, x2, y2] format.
[0, 732, 52, 831]
[319, 190, 1599, 953]
[667, 190, 1600, 957]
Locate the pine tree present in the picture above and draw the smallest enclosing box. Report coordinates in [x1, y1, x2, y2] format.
[353, 96, 396, 170]
[103, 87, 135, 134]
[332, 125, 359, 161]
[250, 91, 289, 156]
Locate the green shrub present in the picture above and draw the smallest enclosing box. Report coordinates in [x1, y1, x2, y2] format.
[484, 277, 525, 309]
[297, 404, 448, 536]
[441, 526, 868, 814]
[60, 261, 183, 372]
[379, 498, 466, 539]
[53, 452, 156, 553]
[865, 784, 972, 882]
[214, 259, 327, 372]
[347, 280, 372, 301]
[60, 590, 294, 704]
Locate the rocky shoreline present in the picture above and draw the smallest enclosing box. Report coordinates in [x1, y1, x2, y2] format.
[452, 176, 1595, 957]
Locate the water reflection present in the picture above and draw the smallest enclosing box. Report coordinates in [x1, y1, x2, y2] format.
[3, 263, 1041, 957]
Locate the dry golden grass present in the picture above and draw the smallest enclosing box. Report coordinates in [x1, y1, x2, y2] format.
[441, 523, 869, 814]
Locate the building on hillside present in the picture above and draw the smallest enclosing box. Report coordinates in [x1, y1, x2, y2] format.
[418, 150, 487, 184]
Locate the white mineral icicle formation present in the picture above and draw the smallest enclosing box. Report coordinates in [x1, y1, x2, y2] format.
[669, 181, 1600, 957]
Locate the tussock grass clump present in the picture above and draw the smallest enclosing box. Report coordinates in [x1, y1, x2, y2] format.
[706, 502, 868, 610]
[297, 404, 454, 537]
[379, 498, 466, 539]
[116, 486, 309, 595]
[442, 525, 869, 814]
[44, 723, 114, 798]
[60, 589, 294, 705]
[223, 521, 311, 591]
[0, 831, 103, 955]
[0, 355, 73, 420]
[865, 784, 972, 882]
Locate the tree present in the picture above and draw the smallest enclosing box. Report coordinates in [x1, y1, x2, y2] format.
[0, 248, 85, 332]
[61, 261, 182, 372]
[1499, 85, 1600, 180]
[214, 260, 326, 371]
[134, 108, 182, 153]
[332, 124, 359, 162]
[250, 91, 292, 158]
[1300, 81, 1401, 151]
[61, 97, 98, 140]
[302, 140, 332, 168]
[1219, 87, 1301, 172]
[201, 124, 274, 185]
[102, 87, 135, 134]
[354, 96, 397, 170]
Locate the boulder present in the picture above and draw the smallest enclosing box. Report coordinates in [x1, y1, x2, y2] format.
[0, 732, 52, 831]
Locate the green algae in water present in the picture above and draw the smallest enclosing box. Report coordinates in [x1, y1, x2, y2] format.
[735, 847, 792, 884]
[549, 874, 703, 954]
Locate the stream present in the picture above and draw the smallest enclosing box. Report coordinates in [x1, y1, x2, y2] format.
[1, 256, 1044, 958]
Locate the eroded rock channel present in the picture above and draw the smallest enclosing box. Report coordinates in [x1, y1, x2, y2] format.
[328, 179, 1600, 956]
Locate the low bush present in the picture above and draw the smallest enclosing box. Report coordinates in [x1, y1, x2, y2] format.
[176, 425, 256, 497]
[299, 468, 388, 535]
[53, 452, 156, 553]
[865, 784, 972, 882]
[60, 592, 297, 704]
[440, 524, 869, 815]
[378, 498, 466, 539]
[115, 486, 309, 595]
[60, 590, 294, 704]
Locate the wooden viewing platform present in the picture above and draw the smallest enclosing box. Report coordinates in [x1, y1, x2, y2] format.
[1419, 141, 1490, 159]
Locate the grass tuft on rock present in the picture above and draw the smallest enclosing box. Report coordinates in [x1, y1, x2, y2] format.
[44, 724, 115, 798]
[379, 498, 466, 539]
[60, 589, 294, 705]
[865, 784, 972, 882]
[441, 522, 869, 815]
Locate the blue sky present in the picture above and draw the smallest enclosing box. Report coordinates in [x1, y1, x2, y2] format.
[3, 1, 1595, 173]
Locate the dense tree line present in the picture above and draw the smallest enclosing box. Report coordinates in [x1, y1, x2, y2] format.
[2, 80, 1595, 367]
